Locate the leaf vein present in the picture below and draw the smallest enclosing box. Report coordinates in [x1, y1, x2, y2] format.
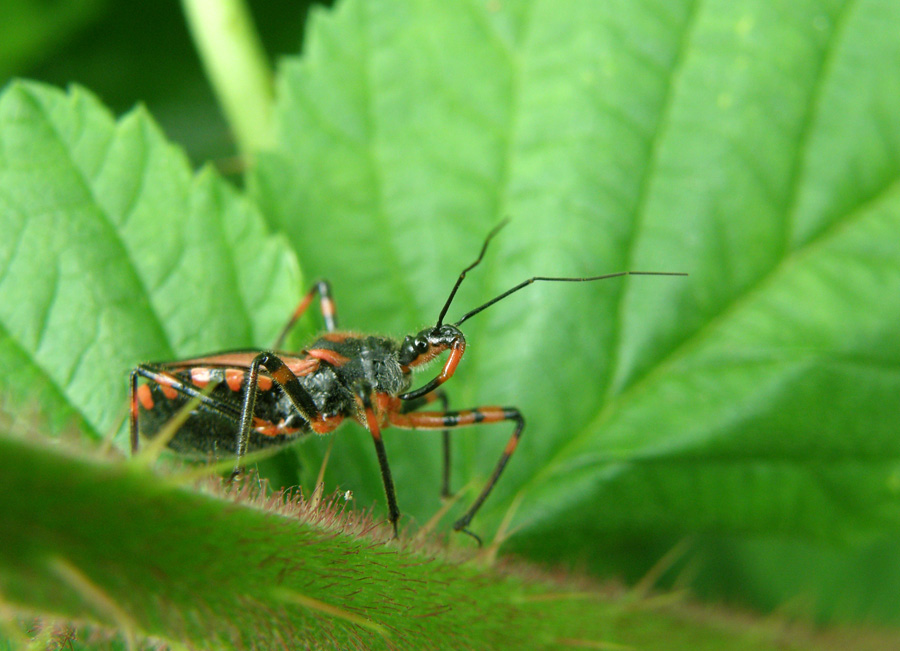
[523, 163, 900, 513]
[602, 0, 703, 400]
[782, 0, 859, 252]
[22, 86, 173, 358]
[359, 2, 418, 322]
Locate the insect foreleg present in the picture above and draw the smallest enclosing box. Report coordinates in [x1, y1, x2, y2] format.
[357, 390, 401, 538]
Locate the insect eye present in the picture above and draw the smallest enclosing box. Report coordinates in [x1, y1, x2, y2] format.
[414, 336, 429, 352]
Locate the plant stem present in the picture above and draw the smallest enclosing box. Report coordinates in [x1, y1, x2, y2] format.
[181, 0, 275, 156]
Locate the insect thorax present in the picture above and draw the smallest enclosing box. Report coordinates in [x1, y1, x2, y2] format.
[307, 334, 411, 398]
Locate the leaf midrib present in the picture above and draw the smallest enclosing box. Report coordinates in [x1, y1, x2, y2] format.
[603, 0, 702, 405]
[517, 0, 898, 506]
[526, 174, 900, 504]
[12, 86, 174, 423]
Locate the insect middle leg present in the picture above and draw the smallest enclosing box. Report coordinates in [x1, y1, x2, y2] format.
[389, 406, 525, 543]
[357, 391, 401, 538]
[273, 279, 338, 349]
[231, 352, 339, 477]
[400, 390, 452, 498]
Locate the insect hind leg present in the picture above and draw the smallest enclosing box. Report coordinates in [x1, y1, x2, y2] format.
[273, 280, 339, 349]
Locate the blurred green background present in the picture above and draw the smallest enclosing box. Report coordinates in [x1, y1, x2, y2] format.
[1, 0, 322, 165]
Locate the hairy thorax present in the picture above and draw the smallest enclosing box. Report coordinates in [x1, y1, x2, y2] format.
[303, 333, 412, 401]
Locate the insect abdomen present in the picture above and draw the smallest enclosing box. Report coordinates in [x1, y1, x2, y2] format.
[136, 373, 312, 457]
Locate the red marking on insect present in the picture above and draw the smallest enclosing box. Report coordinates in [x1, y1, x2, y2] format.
[309, 413, 344, 435]
[320, 332, 354, 343]
[136, 384, 154, 410]
[479, 406, 507, 423]
[270, 364, 294, 387]
[503, 433, 520, 455]
[305, 348, 350, 367]
[252, 424, 282, 437]
[130, 222, 685, 543]
[159, 382, 178, 401]
[438, 346, 464, 381]
[190, 367, 211, 387]
[225, 369, 244, 392]
[178, 352, 263, 367]
[365, 408, 383, 442]
[252, 417, 302, 437]
[287, 357, 319, 377]
[375, 392, 397, 415]
[321, 296, 336, 320]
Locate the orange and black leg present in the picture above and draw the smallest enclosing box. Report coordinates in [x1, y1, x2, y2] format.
[272, 279, 338, 349]
[231, 352, 332, 476]
[389, 406, 525, 544]
[400, 389, 452, 498]
[398, 336, 466, 401]
[357, 391, 401, 538]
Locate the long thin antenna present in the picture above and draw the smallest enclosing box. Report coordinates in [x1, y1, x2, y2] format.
[435, 219, 509, 327]
[454, 271, 688, 327]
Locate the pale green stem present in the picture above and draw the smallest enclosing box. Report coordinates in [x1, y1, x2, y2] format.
[181, 0, 275, 156]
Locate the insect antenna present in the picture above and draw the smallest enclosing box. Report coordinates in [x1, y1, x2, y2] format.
[434, 219, 510, 327]
[454, 270, 687, 326]
[434, 220, 687, 327]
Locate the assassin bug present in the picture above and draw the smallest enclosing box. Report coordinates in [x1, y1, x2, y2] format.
[130, 222, 685, 542]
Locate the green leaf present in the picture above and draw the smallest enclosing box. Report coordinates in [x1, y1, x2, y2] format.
[0, 80, 300, 441]
[250, 0, 900, 623]
[3, 430, 843, 651]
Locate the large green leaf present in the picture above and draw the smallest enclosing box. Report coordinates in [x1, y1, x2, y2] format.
[250, 0, 900, 622]
[0, 81, 300, 440]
